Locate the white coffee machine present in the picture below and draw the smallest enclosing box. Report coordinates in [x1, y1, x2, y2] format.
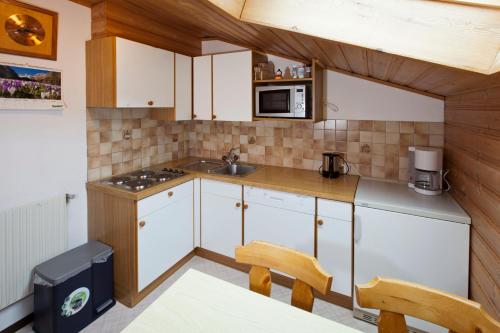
[408, 146, 450, 195]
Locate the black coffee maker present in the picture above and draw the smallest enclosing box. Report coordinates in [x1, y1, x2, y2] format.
[319, 152, 349, 178]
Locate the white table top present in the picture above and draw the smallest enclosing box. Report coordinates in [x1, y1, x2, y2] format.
[122, 269, 362, 333]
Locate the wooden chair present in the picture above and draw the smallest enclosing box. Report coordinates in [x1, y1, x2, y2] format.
[356, 277, 500, 333]
[235, 241, 332, 312]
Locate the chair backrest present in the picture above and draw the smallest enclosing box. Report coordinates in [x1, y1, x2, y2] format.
[235, 241, 332, 312]
[356, 277, 500, 333]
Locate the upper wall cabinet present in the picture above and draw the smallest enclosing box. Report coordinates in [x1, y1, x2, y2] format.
[193, 55, 213, 120]
[193, 51, 253, 122]
[173, 53, 193, 121]
[212, 51, 252, 122]
[86, 37, 174, 108]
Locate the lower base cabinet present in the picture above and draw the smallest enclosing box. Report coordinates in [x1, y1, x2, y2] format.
[201, 180, 243, 258]
[316, 198, 353, 296]
[137, 181, 194, 291]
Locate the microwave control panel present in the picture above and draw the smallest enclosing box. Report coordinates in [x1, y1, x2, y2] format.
[294, 86, 306, 113]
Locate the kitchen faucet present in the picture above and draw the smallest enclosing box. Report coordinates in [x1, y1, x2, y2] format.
[222, 147, 239, 165]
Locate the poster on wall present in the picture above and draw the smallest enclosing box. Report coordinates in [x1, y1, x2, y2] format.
[0, 63, 64, 110]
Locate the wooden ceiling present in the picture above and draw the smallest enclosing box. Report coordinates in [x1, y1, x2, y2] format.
[72, 0, 500, 98]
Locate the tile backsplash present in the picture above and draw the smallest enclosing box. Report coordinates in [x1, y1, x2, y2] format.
[86, 110, 444, 182]
[187, 120, 444, 182]
[86, 109, 190, 181]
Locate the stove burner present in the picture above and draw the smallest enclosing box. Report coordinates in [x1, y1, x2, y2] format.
[162, 168, 185, 175]
[131, 170, 155, 179]
[124, 179, 153, 191]
[108, 176, 131, 185]
[154, 173, 173, 182]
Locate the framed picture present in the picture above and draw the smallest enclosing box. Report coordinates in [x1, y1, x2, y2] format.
[0, 63, 64, 110]
[0, 0, 58, 60]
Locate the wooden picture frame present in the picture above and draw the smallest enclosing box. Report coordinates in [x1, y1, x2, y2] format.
[0, 0, 58, 60]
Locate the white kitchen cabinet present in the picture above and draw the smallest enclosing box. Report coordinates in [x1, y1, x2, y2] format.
[193, 55, 213, 120]
[194, 178, 201, 247]
[116, 37, 174, 108]
[212, 51, 253, 121]
[243, 186, 315, 256]
[316, 198, 352, 296]
[175, 53, 192, 120]
[201, 179, 242, 258]
[137, 181, 193, 291]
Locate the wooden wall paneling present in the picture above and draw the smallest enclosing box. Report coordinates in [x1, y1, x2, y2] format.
[292, 34, 332, 69]
[87, 188, 137, 306]
[366, 50, 394, 81]
[338, 44, 368, 76]
[445, 124, 500, 165]
[444, 87, 500, 320]
[313, 60, 325, 123]
[86, 36, 116, 107]
[317, 41, 352, 72]
[91, 0, 201, 56]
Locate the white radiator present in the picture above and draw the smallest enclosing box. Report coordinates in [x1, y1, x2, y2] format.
[0, 196, 68, 310]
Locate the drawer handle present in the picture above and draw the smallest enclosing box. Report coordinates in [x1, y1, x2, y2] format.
[148, 100, 154, 106]
[243, 203, 248, 209]
[317, 219, 324, 226]
[168, 191, 174, 197]
[139, 221, 146, 228]
[235, 202, 241, 208]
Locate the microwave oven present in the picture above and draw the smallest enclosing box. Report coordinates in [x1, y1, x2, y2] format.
[255, 84, 311, 118]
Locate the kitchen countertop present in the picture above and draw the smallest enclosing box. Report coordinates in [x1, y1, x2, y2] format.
[355, 178, 471, 224]
[87, 157, 359, 203]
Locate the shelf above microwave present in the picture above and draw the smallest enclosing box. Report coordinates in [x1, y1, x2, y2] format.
[252, 57, 324, 123]
[253, 78, 313, 84]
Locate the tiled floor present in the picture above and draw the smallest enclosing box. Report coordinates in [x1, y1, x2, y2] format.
[18, 256, 377, 332]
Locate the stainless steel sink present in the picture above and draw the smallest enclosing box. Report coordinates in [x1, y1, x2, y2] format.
[178, 159, 257, 177]
[210, 164, 257, 176]
[178, 159, 225, 173]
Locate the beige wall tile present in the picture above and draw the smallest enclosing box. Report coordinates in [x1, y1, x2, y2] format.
[88, 168, 100, 182]
[373, 121, 386, 132]
[385, 121, 399, 133]
[336, 120, 347, 130]
[400, 121, 415, 134]
[372, 132, 386, 144]
[386, 133, 399, 144]
[429, 134, 444, 147]
[87, 112, 444, 182]
[429, 122, 444, 134]
[360, 131, 372, 143]
[415, 122, 429, 134]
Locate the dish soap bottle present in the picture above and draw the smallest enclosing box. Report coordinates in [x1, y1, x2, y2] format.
[275, 68, 283, 80]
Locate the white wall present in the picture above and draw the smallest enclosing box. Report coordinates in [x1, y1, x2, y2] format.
[325, 71, 443, 121]
[201, 40, 444, 121]
[0, 0, 90, 330]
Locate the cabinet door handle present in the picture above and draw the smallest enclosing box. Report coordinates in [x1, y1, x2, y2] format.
[212, 114, 217, 120]
[235, 202, 241, 208]
[317, 219, 324, 226]
[147, 100, 154, 106]
[168, 191, 174, 197]
[193, 114, 197, 119]
[139, 221, 146, 228]
[243, 203, 248, 209]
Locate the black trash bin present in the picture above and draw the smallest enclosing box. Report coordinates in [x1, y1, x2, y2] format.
[33, 240, 115, 333]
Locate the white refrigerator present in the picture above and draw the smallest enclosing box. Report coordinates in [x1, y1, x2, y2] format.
[354, 179, 470, 333]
